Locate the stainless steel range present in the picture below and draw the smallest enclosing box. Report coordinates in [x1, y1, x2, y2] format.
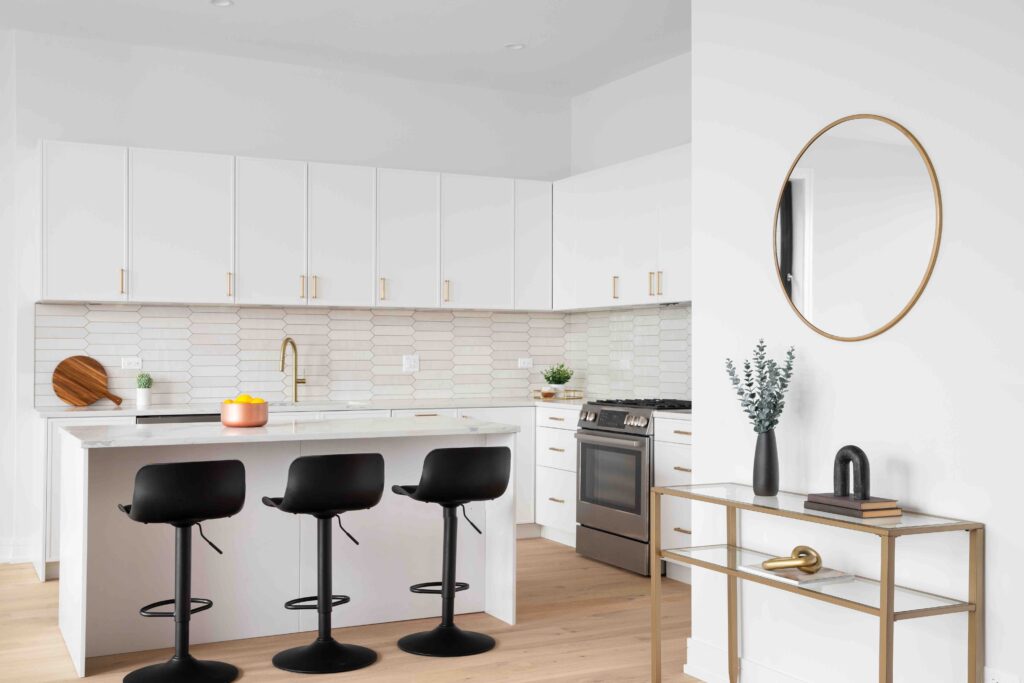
[575, 398, 692, 575]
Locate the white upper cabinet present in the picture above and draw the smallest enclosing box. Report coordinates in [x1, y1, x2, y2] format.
[514, 180, 552, 310]
[553, 170, 618, 309]
[307, 163, 376, 308]
[235, 157, 308, 306]
[43, 142, 128, 302]
[654, 145, 691, 302]
[440, 174, 514, 310]
[130, 148, 234, 304]
[376, 168, 439, 308]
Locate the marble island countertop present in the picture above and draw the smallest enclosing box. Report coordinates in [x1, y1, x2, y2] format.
[60, 414, 520, 449]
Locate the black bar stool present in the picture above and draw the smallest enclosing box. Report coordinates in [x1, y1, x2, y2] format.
[392, 446, 511, 657]
[117, 460, 246, 683]
[262, 452, 385, 674]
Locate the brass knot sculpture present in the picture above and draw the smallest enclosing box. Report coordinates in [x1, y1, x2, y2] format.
[762, 545, 823, 574]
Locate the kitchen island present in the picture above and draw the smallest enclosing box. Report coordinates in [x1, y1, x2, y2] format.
[57, 415, 518, 677]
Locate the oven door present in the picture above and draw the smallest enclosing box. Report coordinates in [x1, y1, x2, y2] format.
[576, 429, 651, 542]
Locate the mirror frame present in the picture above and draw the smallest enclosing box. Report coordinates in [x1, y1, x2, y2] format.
[772, 113, 943, 342]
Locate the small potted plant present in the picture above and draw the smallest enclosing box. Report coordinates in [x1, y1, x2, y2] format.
[136, 372, 153, 409]
[725, 340, 795, 496]
[541, 363, 574, 399]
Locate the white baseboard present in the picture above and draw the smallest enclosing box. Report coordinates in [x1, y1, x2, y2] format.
[685, 637, 810, 683]
[539, 525, 576, 547]
[517, 523, 541, 539]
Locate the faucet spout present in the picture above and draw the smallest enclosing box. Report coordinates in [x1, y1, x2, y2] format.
[279, 336, 306, 403]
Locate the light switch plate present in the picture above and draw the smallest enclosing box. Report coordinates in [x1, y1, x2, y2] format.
[517, 357, 533, 369]
[987, 668, 1021, 683]
[121, 357, 142, 370]
[402, 354, 420, 373]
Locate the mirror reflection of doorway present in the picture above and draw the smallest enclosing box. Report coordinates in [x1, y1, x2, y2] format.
[776, 171, 813, 318]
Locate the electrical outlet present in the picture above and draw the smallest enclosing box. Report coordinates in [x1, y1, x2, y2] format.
[402, 354, 420, 373]
[517, 357, 533, 369]
[987, 667, 1021, 683]
[121, 357, 142, 370]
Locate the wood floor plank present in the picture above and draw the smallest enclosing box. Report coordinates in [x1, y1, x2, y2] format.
[0, 539, 697, 681]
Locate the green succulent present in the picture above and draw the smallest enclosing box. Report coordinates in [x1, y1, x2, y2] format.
[542, 363, 574, 385]
[136, 372, 153, 389]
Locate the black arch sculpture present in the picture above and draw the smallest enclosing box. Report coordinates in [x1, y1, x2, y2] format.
[833, 445, 871, 501]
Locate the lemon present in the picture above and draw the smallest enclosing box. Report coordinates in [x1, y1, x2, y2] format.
[223, 398, 234, 404]
[251, 397, 266, 404]
[235, 394, 253, 404]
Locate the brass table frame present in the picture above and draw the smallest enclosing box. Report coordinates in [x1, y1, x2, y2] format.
[650, 483, 985, 683]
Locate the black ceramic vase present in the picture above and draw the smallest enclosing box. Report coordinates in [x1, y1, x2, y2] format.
[753, 429, 779, 496]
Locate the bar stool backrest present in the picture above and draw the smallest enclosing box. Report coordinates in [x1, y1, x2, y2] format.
[415, 447, 511, 505]
[128, 459, 246, 525]
[279, 453, 385, 516]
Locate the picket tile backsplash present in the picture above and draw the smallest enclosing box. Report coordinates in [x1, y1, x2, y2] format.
[35, 303, 691, 406]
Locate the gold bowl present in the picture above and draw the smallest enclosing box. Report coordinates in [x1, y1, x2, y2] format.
[221, 402, 269, 428]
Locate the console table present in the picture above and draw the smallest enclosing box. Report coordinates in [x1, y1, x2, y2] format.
[649, 483, 984, 683]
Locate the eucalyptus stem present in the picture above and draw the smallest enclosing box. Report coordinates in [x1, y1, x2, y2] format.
[725, 340, 795, 433]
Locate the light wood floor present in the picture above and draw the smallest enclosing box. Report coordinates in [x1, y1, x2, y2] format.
[0, 538, 696, 682]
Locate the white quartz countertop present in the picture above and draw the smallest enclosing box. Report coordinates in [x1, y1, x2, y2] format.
[60, 415, 520, 449]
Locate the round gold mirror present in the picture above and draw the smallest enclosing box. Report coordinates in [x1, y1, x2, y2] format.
[772, 114, 942, 341]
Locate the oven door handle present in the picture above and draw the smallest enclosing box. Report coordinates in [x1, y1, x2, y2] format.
[574, 432, 644, 450]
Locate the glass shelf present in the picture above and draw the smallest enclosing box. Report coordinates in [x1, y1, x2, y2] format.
[662, 544, 970, 619]
[657, 483, 982, 536]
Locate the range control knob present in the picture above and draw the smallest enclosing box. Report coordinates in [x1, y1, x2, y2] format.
[635, 416, 649, 428]
[585, 411, 597, 422]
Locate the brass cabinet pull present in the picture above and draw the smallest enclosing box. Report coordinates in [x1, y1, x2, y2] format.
[612, 275, 619, 299]
[674, 466, 692, 473]
[119, 268, 125, 295]
[226, 272, 233, 297]
[657, 271, 664, 295]
[312, 275, 318, 300]
[548, 497, 565, 504]
[673, 430, 692, 436]
[548, 416, 565, 422]
[414, 413, 438, 417]
[673, 527, 692, 535]
[548, 447, 566, 453]
[443, 279, 451, 303]
[300, 274, 306, 299]
[379, 277, 387, 301]
[648, 271, 656, 296]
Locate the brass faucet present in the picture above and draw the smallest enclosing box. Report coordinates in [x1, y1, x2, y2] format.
[279, 336, 306, 403]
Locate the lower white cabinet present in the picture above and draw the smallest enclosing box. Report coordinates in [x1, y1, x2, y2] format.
[535, 426, 576, 472]
[457, 407, 535, 525]
[654, 416, 693, 583]
[392, 408, 459, 418]
[535, 465, 576, 533]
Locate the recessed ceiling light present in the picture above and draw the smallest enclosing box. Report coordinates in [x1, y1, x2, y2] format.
[211, 0, 234, 7]
[504, 43, 526, 51]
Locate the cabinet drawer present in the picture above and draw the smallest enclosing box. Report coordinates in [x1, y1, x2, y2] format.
[535, 466, 576, 532]
[654, 441, 692, 487]
[661, 495, 692, 549]
[536, 406, 580, 430]
[536, 426, 577, 472]
[392, 408, 459, 418]
[654, 418, 693, 444]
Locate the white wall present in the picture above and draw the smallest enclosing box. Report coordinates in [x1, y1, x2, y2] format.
[2, 29, 575, 563]
[691, 1, 1023, 682]
[570, 53, 691, 174]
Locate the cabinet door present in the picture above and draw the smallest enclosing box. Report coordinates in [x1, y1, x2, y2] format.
[614, 155, 663, 306]
[655, 145, 692, 302]
[130, 148, 234, 304]
[235, 157, 308, 306]
[553, 172, 617, 309]
[514, 180, 552, 310]
[376, 168, 439, 308]
[441, 174, 514, 310]
[43, 141, 127, 302]
[308, 163, 376, 307]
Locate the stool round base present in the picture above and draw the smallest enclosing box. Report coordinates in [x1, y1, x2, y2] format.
[271, 637, 378, 674]
[397, 624, 496, 657]
[123, 655, 238, 683]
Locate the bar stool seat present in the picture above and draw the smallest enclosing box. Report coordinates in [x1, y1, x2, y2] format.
[263, 452, 385, 674]
[392, 446, 511, 657]
[118, 459, 245, 683]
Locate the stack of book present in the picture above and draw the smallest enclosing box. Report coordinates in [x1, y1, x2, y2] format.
[803, 493, 903, 518]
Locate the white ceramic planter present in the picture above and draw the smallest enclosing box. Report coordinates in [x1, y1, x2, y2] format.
[136, 388, 151, 409]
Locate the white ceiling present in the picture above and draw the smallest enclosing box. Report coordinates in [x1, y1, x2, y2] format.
[0, 0, 691, 96]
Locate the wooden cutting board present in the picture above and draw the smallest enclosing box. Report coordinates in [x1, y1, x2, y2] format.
[52, 356, 123, 406]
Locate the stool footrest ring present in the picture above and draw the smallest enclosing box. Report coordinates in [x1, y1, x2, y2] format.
[139, 597, 212, 618]
[409, 581, 469, 595]
[284, 594, 350, 610]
